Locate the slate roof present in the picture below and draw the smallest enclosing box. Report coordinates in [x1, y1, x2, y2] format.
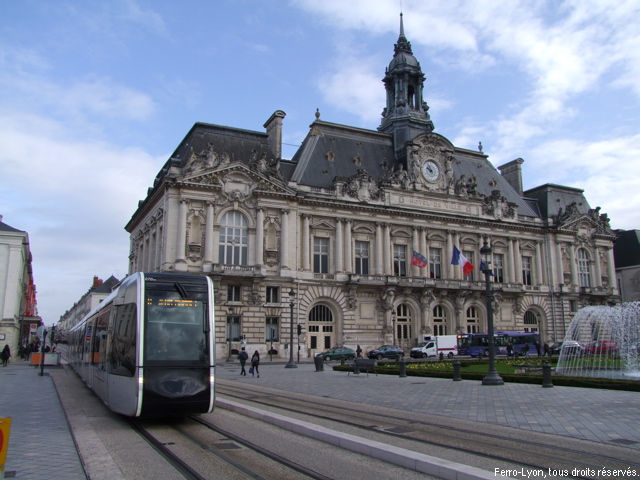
[0, 219, 24, 233]
[524, 184, 591, 219]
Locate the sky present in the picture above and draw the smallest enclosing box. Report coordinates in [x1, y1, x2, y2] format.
[1, 0, 639, 325]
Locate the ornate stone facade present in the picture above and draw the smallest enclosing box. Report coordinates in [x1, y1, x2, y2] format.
[125, 17, 619, 360]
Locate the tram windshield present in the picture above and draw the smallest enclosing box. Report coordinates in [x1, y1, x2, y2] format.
[144, 283, 209, 364]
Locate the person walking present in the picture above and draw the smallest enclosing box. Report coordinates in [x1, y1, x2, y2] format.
[356, 345, 363, 358]
[1, 344, 11, 367]
[251, 350, 260, 378]
[238, 347, 248, 376]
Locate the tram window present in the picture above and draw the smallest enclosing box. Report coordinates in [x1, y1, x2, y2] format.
[145, 290, 208, 363]
[109, 303, 137, 377]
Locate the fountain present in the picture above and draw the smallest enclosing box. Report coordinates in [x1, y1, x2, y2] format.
[555, 302, 640, 380]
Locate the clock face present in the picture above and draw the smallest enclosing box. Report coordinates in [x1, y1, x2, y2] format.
[421, 160, 440, 182]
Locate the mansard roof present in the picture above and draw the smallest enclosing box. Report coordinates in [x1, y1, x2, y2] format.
[0, 219, 25, 233]
[524, 183, 590, 219]
[614, 230, 640, 268]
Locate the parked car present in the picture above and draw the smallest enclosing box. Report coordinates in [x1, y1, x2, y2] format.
[319, 347, 355, 362]
[549, 342, 564, 355]
[368, 345, 404, 360]
[560, 340, 585, 355]
[584, 340, 618, 355]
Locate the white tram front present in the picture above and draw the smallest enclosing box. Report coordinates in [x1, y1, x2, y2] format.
[68, 272, 215, 417]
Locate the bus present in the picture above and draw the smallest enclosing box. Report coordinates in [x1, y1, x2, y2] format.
[457, 331, 540, 357]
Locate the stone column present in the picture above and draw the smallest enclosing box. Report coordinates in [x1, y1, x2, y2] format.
[344, 219, 352, 273]
[375, 223, 383, 275]
[535, 241, 544, 285]
[280, 209, 289, 269]
[593, 245, 602, 287]
[384, 223, 391, 275]
[203, 202, 214, 272]
[569, 245, 578, 287]
[606, 247, 617, 293]
[175, 199, 188, 271]
[446, 230, 454, 279]
[255, 208, 264, 268]
[514, 239, 522, 284]
[335, 219, 343, 273]
[508, 238, 515, 284]
[555, 240, 564, 286]
[302, 214, 310, 271]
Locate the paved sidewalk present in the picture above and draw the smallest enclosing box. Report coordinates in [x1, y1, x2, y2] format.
[0, 360, 86, 480]
[217, 360, 640, 448]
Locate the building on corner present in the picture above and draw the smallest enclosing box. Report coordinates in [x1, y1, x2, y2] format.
[125, 15, 619, 360]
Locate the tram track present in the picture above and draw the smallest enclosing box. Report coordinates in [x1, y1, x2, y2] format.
[216, 381, 640, 480]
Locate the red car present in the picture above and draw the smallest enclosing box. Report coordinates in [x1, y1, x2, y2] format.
[584, 340, 618, 355]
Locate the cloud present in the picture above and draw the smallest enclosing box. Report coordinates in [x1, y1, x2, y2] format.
[0, 112, 163, 322]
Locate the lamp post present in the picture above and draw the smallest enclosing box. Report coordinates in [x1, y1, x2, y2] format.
[285, 288, 297, 368]
[226, 307, 233, 362]
[480, 240, 504, 386]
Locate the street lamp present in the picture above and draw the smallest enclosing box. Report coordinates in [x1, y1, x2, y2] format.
[285, 288, 297, 368]
[226, 307, 234, 362]
[480, 240, 504, 386]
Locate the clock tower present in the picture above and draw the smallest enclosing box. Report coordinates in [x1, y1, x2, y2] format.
[379, 13, 434, 169]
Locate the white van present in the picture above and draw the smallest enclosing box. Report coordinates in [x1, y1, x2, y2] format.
[410, 335, 458, 358]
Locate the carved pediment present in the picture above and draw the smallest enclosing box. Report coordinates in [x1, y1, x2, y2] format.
[555, 203, 613, 235]
[181, 164, 292, 197]
[481, 189, 517, 219]
[334, 168, 384, 202]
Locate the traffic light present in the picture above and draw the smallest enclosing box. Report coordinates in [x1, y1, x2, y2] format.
[297, 324, 302, 336]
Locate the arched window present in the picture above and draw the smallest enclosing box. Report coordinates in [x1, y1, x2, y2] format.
[577, 248, 591, 288]
[433, 305, 447, 336]
[219, 211, 248, 265]
[308, 304, 334, 350]
[524, 310, 539, 332]
[466, 306, 479, 333]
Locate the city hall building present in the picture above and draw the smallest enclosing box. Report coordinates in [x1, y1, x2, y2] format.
[125, 17, 619, 360]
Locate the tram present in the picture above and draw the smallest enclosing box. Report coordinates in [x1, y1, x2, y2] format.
[68, 272, 215, 417]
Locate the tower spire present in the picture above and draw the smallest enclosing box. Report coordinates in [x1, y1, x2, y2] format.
[379, 12, 434, 165]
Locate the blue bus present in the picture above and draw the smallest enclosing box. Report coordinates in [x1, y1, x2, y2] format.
[457, 331, 540, 357]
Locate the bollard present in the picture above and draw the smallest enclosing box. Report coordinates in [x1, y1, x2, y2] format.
[452, 360, 462, 381]
[542, 362, 553, 388]
[314, 355, 324, 372]
[398, 357, 407, 378]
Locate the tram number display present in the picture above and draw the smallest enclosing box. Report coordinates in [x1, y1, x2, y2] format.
[147, 298, 199, 308]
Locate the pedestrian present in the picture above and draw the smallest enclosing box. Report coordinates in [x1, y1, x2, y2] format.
[1, 344, 11, 367]
[238, 347, 248, 376]
[506, 341, 513, 357]
[523, 343, 530, 358]
[356, 344, 362, 358]
[535, 340, 541, 357]
[543, 342, 550, 357]
[251, 350, 260, 378]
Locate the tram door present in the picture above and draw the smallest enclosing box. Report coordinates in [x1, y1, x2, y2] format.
[308, 304, 334, 353]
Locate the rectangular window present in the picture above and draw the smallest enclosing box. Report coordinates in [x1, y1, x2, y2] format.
[522, 256, 532, 286]
[226, 316, 241, 341]
[463, 250, 474, 281]
[354, 241, 369, 275]
[493, 254, 504, 283]
[227, 285, 241, 302]
[266, 286, 279, 304]
[393, 244, 407, 277]
[313, 237, 329, 273]
[429, 248, 442, 279]
[265, 317, 279, 342]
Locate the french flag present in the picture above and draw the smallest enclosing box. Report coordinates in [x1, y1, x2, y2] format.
[451, 246, 474, 276]
[411, 250, 427, 268]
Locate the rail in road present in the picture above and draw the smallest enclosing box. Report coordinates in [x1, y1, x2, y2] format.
[215, 380, 640, 480]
